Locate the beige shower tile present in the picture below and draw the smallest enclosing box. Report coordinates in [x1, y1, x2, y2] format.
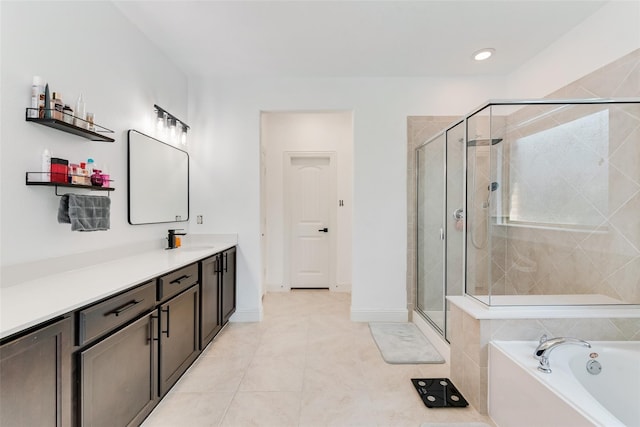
[567, 318, 626, 341]
[610, 191, 640, 252]
[608, 166, 640, 215]
[604, 257, 640, 304]
[579, 221, 640, 281]
[609, 104, 640, 152]
[610, 318, 640, 340]
[613, 61, 640, 97]
[610, 125, 640, 185]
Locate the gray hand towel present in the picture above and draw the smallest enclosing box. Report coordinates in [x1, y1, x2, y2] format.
[58, 194, 110, 231]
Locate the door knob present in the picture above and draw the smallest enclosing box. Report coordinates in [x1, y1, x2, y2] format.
[318, 228, 328, 232]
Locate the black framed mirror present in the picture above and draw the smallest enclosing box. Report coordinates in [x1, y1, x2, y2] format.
[127, 129, 189, 225]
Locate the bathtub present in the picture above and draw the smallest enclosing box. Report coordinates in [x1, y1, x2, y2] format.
[488, 340, 640, 427]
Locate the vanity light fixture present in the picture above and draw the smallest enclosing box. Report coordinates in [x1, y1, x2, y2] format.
[153, 104, 189, 146]
[473, 48, 495, 61]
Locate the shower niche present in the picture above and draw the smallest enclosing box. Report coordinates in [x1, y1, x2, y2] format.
[415, 99, 640, 339]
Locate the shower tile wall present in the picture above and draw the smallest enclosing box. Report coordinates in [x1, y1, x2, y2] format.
[488, 49, 640, 304]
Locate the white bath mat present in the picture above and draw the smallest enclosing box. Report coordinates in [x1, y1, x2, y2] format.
[369, 322, 444, 364]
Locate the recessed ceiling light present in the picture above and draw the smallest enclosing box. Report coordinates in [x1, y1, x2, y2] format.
[473, 48, 495, 61]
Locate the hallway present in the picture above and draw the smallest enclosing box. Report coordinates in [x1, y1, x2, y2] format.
[142, 290, 493, 426]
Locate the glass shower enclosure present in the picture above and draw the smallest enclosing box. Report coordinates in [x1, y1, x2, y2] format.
[416, 98, 640, 340]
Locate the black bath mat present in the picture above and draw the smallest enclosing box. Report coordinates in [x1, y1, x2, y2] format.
[411, 378, 469, 408]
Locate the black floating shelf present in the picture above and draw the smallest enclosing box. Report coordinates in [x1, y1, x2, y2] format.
[26, 172, 115, 196]
[25, 108, 115, 142]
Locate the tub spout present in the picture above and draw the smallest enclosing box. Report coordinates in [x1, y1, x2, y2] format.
[534, 335, 591, 373]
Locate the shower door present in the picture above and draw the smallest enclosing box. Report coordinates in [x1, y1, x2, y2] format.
[416, 133, 446, 334]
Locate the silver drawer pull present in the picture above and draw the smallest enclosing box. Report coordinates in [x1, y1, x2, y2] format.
[170, 274, 191, 285]
[109, 299, 142, 317]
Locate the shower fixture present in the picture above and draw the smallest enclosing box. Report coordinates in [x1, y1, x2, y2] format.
[482, 182, 499, 208]
[467, 138, 503, 147]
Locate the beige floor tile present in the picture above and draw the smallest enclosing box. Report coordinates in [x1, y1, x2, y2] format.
[221, 391, 300, 427]
[171, 355, 250, 393]
[298, 388, 378, 427]
[141, 391, 233, 427]
[142, 291, 492, 427]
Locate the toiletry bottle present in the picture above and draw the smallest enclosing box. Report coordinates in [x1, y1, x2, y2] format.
[79, 162, 86, 185]
[41, 148, 51, 182]
[101, 163, 110, 188]
[63, 104, 73, 124]
[75, 94, 85, 128]
[44, 84, 51, 119]
[69, 163, 79, 184]
[52, 92, 63, 120]
[87, 158, 96, 173]
[86, 112, 95, 131]
[50, 158, 69, 183]
[29, 76, 44, 118]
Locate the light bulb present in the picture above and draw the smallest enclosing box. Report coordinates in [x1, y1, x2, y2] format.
[156, 110, 165, 131]
[169, 118, 177, 143]
[473, 48, 495, 61]
[181, 125, 187, 145]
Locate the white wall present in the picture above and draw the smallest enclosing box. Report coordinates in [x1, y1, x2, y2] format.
[261, 111, 353, 292]
[0, 1, 188, 268]
[506, 0, 640, 98]
[188, 76, 506, 322]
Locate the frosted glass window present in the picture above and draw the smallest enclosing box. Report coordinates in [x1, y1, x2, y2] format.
[508, 110, 609, 228]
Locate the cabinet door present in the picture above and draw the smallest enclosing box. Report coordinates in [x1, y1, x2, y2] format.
[221, 247, 237, 325]
[200, 255, 221, 349]
[79, 312, 157, 427]
[0, 317, 72, 427]
[159, 285, 200, 396]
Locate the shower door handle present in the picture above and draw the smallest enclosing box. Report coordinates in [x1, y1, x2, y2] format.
[440, 228, 445, 241]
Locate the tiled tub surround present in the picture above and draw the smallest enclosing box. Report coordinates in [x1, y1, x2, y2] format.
[447, 296, 640, 414]
[0, 234, 237, 340]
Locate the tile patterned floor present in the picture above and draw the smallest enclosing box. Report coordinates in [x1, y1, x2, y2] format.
[142, 290, 495, 427]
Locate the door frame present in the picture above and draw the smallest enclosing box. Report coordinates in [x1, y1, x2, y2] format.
[283, 151, 338, 290]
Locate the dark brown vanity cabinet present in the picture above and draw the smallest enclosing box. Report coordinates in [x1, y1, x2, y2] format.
[77, 281, 157, 427]
[221, 247, 237, 325]
[0, 316, 72, 427]
[157, 265, 200, 397]
[199, 254, 222, 349]
[78, 312, 157, 427]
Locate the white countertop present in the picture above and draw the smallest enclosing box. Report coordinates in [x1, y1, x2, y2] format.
[0, 235, 236, 340]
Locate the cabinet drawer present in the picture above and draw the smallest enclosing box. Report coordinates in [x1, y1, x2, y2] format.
[157, 263, 199, 303]
[78, 281, 156, 346]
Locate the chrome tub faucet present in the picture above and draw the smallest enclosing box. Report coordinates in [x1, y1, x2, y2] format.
[534, 335, 591, 373]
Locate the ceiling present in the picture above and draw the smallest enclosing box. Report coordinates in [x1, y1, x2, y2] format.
[113, 1, 607, 78]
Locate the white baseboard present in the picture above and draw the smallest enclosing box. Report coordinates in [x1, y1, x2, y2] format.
[412, 310, 450, 363]
[350, 308, 408, 322]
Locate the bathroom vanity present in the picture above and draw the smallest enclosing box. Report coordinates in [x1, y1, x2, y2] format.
[0, 238, 236, 427]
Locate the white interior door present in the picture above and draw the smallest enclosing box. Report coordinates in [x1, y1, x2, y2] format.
[286, 154, 335, 288]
